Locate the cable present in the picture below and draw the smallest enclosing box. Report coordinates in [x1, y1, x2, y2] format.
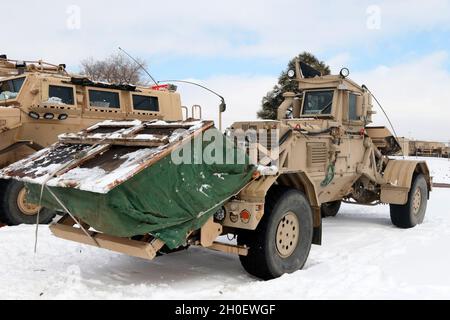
[158, 79, 227, 131]
[158, 79, 226, 105]
[362, 84, 403, 156]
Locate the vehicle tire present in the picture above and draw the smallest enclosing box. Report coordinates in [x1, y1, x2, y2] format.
[0, 180, 56, 225]
[0, 180, 6, 223]
[390, 174, 428, 229]
[321, 200, 341, 218]
[237, 187, 313, 280]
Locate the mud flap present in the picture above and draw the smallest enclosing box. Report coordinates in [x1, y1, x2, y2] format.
[312, 206, 322, 245]
[312, 224, 322, 245]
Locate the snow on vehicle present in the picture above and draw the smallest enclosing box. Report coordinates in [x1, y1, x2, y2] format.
[0, 54, 184, 225]
[0, 61, 432, 280]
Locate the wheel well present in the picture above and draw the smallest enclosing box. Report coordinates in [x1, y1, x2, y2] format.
[381, 160, 433, 204]
[275, 173, 320, 208]
[271, 173, 322, 245]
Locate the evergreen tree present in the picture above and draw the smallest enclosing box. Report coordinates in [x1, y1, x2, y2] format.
[257, 52, 331, 120]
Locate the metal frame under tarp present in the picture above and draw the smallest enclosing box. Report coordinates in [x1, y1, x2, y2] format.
[0, 120, 256, 249]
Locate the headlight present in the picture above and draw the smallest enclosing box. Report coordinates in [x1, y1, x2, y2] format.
[44, 113, 55, 120]
[28, 111, 40, 120]
[340, 68, 350, 78]
[287, 69, 296, 78]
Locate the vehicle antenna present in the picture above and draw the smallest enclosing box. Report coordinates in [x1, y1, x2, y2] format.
[362, 85, 399, 139]
[118, 47, 158, 85]
[362, 84, 404, 157]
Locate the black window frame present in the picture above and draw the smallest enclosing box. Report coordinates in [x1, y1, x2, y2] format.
[88, 89, 121, 109]
[132, 94, 160, 112]
[48, 85, 75, 105]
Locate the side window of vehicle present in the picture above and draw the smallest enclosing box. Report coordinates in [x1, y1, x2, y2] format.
[0, 77, 25, 100]
[348, 94, 359, 121]
[89, 90, 120, 109]
[48, 85, 75, 105]
[132, 95, 159, 112]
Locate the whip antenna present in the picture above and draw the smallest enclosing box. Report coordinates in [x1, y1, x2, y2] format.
[362, 85, 400, 140]
[118, 47, 158, 85]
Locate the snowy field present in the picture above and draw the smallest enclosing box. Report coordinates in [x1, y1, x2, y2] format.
[0, 157, 449, 300]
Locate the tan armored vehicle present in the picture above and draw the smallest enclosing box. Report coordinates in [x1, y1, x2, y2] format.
[0, 55, 183, 225]
[0, 61, 431, 280]
[411, 140, 447, 157]
[444, 145, 450, 158]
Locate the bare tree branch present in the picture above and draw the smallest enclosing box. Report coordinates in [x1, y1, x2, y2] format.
[80, 53, 148, 85]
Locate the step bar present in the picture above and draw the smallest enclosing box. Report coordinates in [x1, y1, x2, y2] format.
[50, 215, 249, 260]
[49, 216, 165, 260]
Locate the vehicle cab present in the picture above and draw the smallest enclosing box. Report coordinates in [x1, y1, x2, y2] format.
[278, 69, 375, 134]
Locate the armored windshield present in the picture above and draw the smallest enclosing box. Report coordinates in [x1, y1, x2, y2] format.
[302, 90, 334, 116]
[0, 77, 25, 100]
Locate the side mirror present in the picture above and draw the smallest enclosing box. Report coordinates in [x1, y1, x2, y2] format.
[219, 100, 226, 113]
[218, 100, 227, 132]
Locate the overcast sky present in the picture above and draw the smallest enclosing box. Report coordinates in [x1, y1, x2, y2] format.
[3, 0, 450, 141]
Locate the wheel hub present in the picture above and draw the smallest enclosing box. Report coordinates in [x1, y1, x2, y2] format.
[275, 212, 300, 258]
[17, 187, 41, 216]
[412, 188, 422, 215]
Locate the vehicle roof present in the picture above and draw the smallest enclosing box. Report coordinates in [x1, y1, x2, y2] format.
[298, 75, 363, 92]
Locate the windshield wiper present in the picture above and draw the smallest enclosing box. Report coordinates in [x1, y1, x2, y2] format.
[318, 101, 332, 114]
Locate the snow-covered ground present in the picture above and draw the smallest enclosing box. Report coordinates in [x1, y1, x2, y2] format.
[427, 157, 450, 183]
[0, 157, 449, 300]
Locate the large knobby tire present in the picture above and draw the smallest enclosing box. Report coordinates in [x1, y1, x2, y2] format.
[390, 174, 428, 229]
[0, 180, 56, 225]
[238, 187, 313, 280]
[321, 200, 341, 218]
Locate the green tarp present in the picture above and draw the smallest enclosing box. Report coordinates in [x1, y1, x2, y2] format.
[27, 129, 255, 249]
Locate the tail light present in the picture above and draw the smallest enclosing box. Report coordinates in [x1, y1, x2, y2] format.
[240, 210, 251, 224]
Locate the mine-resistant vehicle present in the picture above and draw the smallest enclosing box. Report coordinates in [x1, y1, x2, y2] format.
[0, 55, 184, 225]
[0, 61, 431, 280]
[411, 140, 447, 157]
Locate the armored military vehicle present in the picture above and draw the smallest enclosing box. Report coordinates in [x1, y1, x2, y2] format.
[0, 60, 431, 280]
[0, 55, 184, 225]
[410, 140, 447, 157]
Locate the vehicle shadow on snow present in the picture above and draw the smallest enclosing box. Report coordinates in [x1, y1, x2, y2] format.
[80, 246, 255, 287]
[328, 208, 393, 227]
[50, 206, 400, 289]
[76, 211, 394, 288]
